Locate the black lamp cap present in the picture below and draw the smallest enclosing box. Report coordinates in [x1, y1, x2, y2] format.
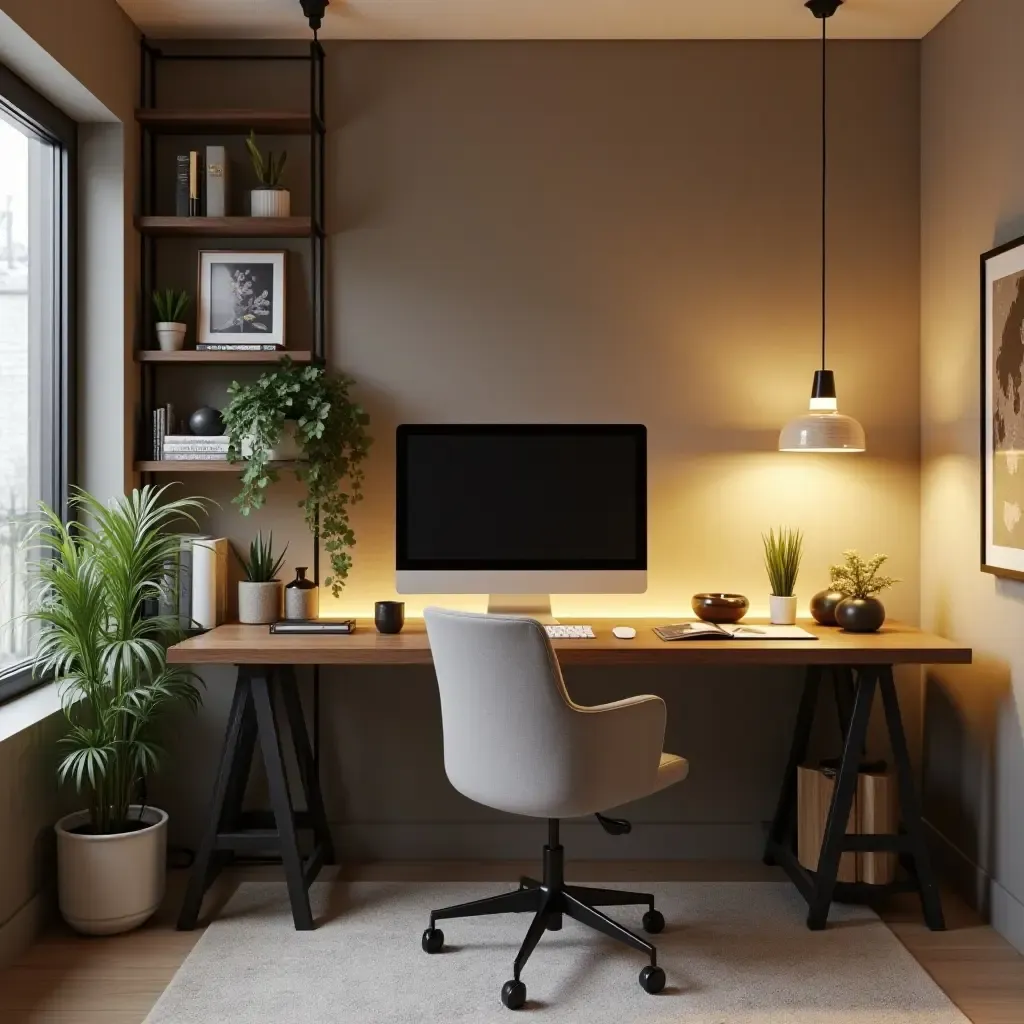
[805, 0, 843, 19]
[300, 0, 329, 32]
[811, 369, 837, 400]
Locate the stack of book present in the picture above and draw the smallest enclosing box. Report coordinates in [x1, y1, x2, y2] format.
[162, 434, 231, 462]
[176, 145, 228, 217]
[154, 534, 230, 630]
[151, 403, 176, 459]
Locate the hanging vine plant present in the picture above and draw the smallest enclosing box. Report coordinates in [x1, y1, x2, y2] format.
[223, 358, 372, 596]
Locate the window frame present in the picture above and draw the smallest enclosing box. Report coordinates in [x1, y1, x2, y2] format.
[0, 63, 77, 704]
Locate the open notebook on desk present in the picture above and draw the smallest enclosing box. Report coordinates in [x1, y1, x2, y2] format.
[654, 622, 818, 642]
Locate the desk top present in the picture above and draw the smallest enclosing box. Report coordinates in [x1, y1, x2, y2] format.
[167, 619, 972, 668]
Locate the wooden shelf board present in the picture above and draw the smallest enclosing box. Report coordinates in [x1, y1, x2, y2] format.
[136, 460, 299, 473]
[135, 216, 313, 238]
[136, 349, 313, 364]
[135, 109, 313, 134]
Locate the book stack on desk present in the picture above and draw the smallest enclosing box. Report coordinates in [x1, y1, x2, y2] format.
[269, 619, 356, 634]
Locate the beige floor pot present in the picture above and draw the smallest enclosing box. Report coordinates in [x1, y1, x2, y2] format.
[55, 805, 168, 935]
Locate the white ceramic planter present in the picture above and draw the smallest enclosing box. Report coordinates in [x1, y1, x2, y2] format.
[241, 422, 304, 462]
[55, 805, 167, 936]
[769, 595, 798, 625]
[239, 580, 282, 624]
[250, 188, 291, 218]
[155, 322, 187, 352]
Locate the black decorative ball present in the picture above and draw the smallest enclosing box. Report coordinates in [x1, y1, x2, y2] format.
[189, 406, 224, 436]
[810, 589, 846, 626]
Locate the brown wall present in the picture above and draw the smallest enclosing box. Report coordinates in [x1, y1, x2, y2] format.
[151, 40, 922, 859]
[921, 0, 1024, 953]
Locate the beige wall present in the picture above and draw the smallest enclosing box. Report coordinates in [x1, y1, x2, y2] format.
[921, 0, 1024, 953]
[151, 41, 922, 859]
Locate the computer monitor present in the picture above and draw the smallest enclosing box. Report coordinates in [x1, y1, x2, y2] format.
[395, 424, 647, 619]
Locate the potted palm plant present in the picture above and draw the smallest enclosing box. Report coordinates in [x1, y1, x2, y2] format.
[246, 130, 290, 218]
[763, 526, 803, 625]
[28, 485, 208, 935]
[153, 288, 190, 352]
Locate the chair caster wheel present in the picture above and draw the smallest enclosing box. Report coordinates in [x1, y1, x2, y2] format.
[501, 979, 526, 1009]
[639, 965, 666, 995]
[421, 927, 444, 953]
[642, 909, 665, 934]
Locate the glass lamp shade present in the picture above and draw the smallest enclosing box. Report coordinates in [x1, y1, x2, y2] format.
[779, 370, 866, 452]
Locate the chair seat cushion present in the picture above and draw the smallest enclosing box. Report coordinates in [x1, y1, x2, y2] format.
[654, 751, 689, 793]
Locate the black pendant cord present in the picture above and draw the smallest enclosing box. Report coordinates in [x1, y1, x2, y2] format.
[820, 12, 828, 372]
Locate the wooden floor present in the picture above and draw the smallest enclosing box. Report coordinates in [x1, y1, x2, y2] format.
[1, 862, 1022, 1023]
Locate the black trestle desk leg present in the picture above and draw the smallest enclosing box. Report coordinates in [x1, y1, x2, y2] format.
[764, 665, 821, 864]
[251, 669, 315, 931]
[878, 665, 946, 931]
[806, 667, 876, 930]
[178, 670, 252, 931]
[280, 666, 335, 864]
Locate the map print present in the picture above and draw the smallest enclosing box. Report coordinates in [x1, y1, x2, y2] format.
[993, 269, 1024, 548]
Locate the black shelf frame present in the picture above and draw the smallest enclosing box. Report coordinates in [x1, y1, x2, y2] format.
[136, 39, 328, 779]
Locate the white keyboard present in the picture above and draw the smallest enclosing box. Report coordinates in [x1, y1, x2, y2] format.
[544, 624, 596, 639]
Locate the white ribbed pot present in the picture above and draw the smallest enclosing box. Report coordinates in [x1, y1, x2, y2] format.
[769, 595, 798, 625]
[55, 805, 167, 936]
[155, 322, 187, 352]
[239, 580, 282, 624]
[250, 188, 290, 217]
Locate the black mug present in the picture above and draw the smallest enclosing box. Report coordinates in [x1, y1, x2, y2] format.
[375, 600, 405, 634]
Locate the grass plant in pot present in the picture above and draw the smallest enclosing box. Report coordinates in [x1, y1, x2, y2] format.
[763, 526, 803, 625]
[829, 550, 899, 633]
[246, 130, 289, 218]
[224, 357, 371, 597]
[153, 287, 189, 352]
[27, 485, 207, 935]
[237, 531, 287, 624]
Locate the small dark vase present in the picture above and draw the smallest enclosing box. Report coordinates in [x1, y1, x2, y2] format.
[810, 589, 846, 627]
[835, 596, 886, 633]
[375, 600, 405, 635]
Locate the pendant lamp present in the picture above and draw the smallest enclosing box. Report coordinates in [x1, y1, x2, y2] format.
[779, 0, 866, 453]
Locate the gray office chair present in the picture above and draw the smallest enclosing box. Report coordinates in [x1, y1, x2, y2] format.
[421, 607, 689, 1009]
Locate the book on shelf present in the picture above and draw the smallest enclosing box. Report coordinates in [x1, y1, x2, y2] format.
[196, 343, 286, 352]
[191, 537, 229, 630]
[150, 403, 176, 459]
[189, 150, 202, 215]
[205, 145, 228, 217]
[174, 154, 190, 216]
[163, 434, 230, 453]
[162, 452, 231, 462]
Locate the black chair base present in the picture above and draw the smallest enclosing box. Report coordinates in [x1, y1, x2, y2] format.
[421, 820, 666, 1009]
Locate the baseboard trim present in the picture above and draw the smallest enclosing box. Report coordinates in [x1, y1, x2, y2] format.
[992, 879, 1024, 955]
[327, 821, 766, 861]
[0, 889, 52, 970]
[924, 819, 990, 917]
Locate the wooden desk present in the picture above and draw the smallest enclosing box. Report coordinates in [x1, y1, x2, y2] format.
[168, 619, 971, 936]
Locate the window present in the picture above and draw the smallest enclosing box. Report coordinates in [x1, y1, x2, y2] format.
[0, 65, 75, 702]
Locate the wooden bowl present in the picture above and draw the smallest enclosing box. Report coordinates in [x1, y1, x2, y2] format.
[691, 593, 749, 624]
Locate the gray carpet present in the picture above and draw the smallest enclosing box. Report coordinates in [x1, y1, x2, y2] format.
[145, 881, 968, 1023]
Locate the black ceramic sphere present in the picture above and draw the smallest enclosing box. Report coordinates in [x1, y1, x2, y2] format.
[691, 593, 749, 624]
[810, 589, 846, 626]
[189, 406, 225, 436]
[835, 596, 886, 633]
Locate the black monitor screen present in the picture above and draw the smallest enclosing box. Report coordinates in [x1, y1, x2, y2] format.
[396, 425, 647, 569]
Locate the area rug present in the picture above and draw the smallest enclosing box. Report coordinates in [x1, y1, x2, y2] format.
[144, 881, 967, 1023]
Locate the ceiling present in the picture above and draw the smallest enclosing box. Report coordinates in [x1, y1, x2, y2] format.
[115, 0, 960, 41]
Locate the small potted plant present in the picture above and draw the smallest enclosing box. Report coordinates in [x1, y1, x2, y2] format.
[829, 551, 899, 633]
[224, 358, 371, 597]
[153, 288, 190, 351]
[237, 531, 287, 624]
[763, 526, 803, 625]
[28, 484, 207, 935]
[246, 130, 289, 218]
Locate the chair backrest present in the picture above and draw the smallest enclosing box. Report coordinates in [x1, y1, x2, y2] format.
[423, 607, 587, 818]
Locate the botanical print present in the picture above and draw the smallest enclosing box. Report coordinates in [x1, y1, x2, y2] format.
[210, 263, 274, 334]
[991, 269, 1024, 549]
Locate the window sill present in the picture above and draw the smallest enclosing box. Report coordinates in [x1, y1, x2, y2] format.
[0, 682, 63, 744]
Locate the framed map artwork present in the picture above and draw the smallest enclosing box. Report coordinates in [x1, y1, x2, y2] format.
[982, 234, 1024, 579]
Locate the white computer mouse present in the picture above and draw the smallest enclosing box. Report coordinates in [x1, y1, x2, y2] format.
[612, 626, 637, 640]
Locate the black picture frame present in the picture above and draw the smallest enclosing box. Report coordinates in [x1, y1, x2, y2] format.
[981, 233, 1024, 581]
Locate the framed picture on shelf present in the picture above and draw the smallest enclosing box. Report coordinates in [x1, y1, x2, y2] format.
[197, 250, 286, 347]
[982, 233, 1024, 580]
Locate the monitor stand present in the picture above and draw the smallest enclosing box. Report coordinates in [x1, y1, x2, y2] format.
[487, 594, 557, 624]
